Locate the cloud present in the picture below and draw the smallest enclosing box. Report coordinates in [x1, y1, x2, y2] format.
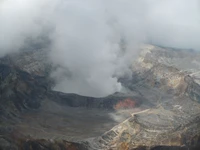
[0, 0, 200, 97]
[0, 0, 43, 55]
[145, 0, 200, 50]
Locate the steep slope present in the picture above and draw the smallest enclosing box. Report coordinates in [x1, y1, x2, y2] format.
[0, 48, 51, 76]
[0, 64, 49, 122]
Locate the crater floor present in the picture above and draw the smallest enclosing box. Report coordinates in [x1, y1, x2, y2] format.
[15, 100, 143, 142]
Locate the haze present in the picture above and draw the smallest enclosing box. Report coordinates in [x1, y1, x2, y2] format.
[0, 0, 199, 97]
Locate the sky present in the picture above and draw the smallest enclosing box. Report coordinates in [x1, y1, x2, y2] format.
[0, 0, 200, 97]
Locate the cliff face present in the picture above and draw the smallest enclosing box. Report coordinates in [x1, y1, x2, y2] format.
[0, 44, 200, 150]
[0, 64, 49, 120]
[185, 76, 200, 103]
[0, 48, 51, 76]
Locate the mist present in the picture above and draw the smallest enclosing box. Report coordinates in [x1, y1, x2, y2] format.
[0, 0, 200, 97]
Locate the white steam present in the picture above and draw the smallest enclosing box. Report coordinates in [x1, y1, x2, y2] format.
[49, 0, 143, 96]
[0, 0, 200, 96]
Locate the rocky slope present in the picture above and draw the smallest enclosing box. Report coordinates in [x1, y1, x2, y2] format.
[87, 45, 200, 150]
[0, 44, 200, 150]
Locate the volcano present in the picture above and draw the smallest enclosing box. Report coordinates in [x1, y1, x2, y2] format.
[0, 44, 200, 150]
